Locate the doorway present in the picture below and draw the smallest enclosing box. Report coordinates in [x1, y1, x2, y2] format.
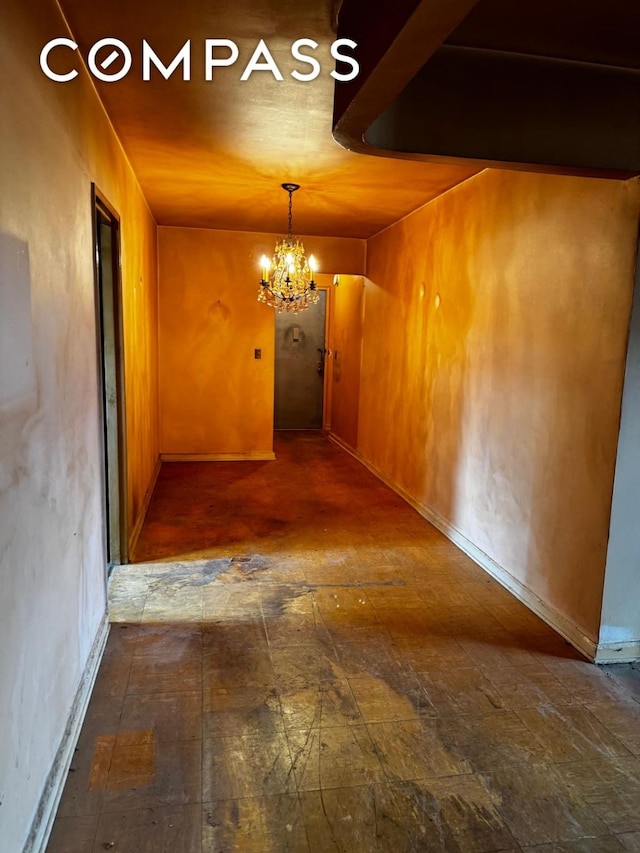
[92, 187, 127, 570]
[274, 290, 327, 429]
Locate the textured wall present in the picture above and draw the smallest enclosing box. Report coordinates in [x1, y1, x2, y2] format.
[361, 170, 640, 643]
[158, 227, 364, 456]
[122, 209, 159, 545]
[330, 275, 365, 449]
[0, 1, 158, 848]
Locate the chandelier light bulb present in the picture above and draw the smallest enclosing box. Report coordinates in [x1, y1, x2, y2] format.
[257, 183, 320, 314]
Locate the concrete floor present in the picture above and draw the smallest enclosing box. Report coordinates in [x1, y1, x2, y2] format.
[48, 432, 640, 852]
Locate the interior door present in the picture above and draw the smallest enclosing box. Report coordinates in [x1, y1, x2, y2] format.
[274, 291, 327, 429]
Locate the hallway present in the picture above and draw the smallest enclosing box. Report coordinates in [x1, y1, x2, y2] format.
[47, 434, 640, 852]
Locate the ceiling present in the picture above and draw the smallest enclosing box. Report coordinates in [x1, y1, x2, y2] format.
[444, 0, 639, 68]
[335, 0, 640, 177]
[56, 0, 480, 239]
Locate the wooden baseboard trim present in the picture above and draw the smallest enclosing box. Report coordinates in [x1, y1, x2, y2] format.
[327, 432, 357, 457]
[25, 613, 110, 853]
[161, 452, 276, 462]
[328, 431, 598, 662]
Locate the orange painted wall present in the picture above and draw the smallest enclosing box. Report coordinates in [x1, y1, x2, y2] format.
[360, 170, 640, 643]
[121, 206, 159, 545]
[158, 227, 364, 455]
[330, 275, 365, 449]
[0, 0, 158, 847]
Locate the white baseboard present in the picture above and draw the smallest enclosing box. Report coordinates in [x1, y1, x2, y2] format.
[594, 640, 640, 664]
[128, 454, 162, 558]
[25, 613, 110, 853]
[161, 451, 276, 462]
[328, 432, 598, 662]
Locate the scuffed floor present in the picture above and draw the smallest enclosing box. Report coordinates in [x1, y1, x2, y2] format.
[48, 433, 640, 851]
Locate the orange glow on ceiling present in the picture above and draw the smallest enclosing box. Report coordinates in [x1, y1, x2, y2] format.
[57, 0, 479, 238]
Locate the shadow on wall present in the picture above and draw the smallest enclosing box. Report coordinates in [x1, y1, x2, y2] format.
[355, 171, 639, 649]
[0, 232, 37, 492]
[356, 190, 476, 536]
[466, 176, 634, 644]
[420, 199, 475, 528]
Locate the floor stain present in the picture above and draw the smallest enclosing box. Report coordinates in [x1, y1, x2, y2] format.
[48, 433, 640, 853]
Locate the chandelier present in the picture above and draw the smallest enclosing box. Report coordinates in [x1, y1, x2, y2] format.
[258, 183, 319, 313]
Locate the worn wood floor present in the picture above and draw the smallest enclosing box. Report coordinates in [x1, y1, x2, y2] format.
[48, 433, 640, 852]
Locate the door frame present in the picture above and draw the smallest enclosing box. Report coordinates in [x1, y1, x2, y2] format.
[319, 281, 334, 431]
[91, 184, 128, 571]
[273, 284, 331, 431]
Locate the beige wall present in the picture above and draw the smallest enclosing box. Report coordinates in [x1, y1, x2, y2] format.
[359, 170, 640, 644]
[0, 1, 158, 848]
[158, 227, 364, 456]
